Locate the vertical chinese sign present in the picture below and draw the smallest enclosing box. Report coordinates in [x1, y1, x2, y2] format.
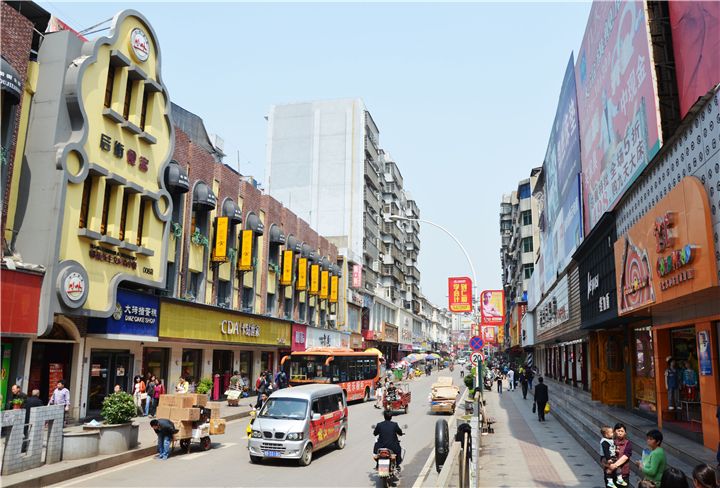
[448, 277, 472, 313]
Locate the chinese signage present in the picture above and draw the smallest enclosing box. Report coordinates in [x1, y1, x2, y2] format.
[159, 300, 290, 345]
[291, 323, 307, 352]
[537, 275, 570, 331]
[310, 264, 320, 295]
[305, 327, 350, 349]
[576, 1, 662, 234]
[320, 270, 329, 299]
[382, 323, 399, 343]
[88, 289, 159, 337]
[541, 55, 584, 286]
[615, 177, 717, 315]
[212, 216, 228, 262]
[480, 290, 504, 325]
[448, 277, 472, 313]
[296, 258, 308, 291]
[330, 275, 339, 303]
[352, 264, 362, 289]
[481, 325, 497, 344]
[99, 133, 150, 172]
[280, 250, 293, 285]
[578, 218, 619, 328]
[239, 230, 253, 271]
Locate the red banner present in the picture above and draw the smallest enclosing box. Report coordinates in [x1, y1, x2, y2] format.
[447, 277, 472, 313]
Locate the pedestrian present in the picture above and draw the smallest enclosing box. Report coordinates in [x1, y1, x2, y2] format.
[635, 429, 666, 487]
[520, 371, 529, 399]
[528, 368, 535, 390]
[153, 379, 164, 416]
[255, 392, 268, 410]
[609, 423, 632, 487]
[132, 375, 146, 416]
[600, 426, 627, 488]
[507, 368, 515, 391]
[48, 380, 71, 424]
[534, 377, 549, 421]
[275, 369, 288, 389]
[145, 375, 157, 417]
[23, 389, 43, 449]
[150, 418, 177, 460]
[660, 467, 689, 488]
[113, 384, 122, 394]
[175, 376, 189, 393]
[691, 464, 718, 488]
[375, 379, 384, 409]
[7, 384, 27, 409]
[496, 370, 504, 394]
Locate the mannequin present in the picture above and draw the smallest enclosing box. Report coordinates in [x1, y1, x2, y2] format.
[664, 357, 679, 410]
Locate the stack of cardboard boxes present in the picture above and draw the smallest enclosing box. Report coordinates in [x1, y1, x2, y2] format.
[155, 394, 225, 437]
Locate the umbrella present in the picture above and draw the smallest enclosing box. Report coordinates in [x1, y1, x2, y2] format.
[425, 354, 435, 361]
[430, 353, 442, 359]
[365, 348, 383, 357]
[404, 354, 421, 363]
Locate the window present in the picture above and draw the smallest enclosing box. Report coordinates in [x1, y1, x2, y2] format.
[242, 286, 254, 312]
[521, 210, 532, 226]
[118, 191, 130, 241]
[217, 280, 231, 307]
[266, 291, 276, 316]
[523, 264, 534, 279]
[140, 90, 149, 131]
[136, 197, 149, 246]
[187, 272, 201, 301]
[104, 65, 115, 108]
[298, 294, 306, 323]
[518, 183, 531, 199]
[500, 221, 512, 231]
[79, 177, 93, 228]
[284, 296, 293, 320]
[100, 184, 113, 235]
[605, 336, 622, 372]
[522, 237, 534, 253]
[122, 78, 133, 120]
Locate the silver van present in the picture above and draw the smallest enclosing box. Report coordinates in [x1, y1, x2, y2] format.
[247, 384, 348, 466]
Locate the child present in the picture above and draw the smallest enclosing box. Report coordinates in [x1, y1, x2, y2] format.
[600, 426, 627, 488]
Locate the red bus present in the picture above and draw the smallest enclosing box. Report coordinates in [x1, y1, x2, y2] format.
[281, 348, 381, 402]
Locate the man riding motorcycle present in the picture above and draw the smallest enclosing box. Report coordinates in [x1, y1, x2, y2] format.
[373, 410, 404, 469]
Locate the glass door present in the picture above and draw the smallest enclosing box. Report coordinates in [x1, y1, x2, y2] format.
[88, 352, 110, 412]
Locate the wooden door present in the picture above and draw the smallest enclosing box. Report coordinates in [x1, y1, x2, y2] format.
[598, 331, 626, 405]
[590, 333, 601, 400]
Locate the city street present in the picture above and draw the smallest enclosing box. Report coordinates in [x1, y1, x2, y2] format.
[52, 369, 465, 488]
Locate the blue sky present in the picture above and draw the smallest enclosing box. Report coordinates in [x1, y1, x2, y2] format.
[40, 1, 592, 308]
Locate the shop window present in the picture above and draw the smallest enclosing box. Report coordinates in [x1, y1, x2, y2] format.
[218, 280, 231, 308]
[521, 210, 532, 226]
[635, 329, 655, 377]
[605, 337, 622, 372]
[523, 264, 534, 279]
[522, 237, 533, 253]
[79, 177, 94, 228]
[122, 78, 133, 120]
[104, 64, 115, 108]
[181, 349, 202, 385]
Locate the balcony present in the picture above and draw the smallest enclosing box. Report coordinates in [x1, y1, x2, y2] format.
[365, 186, 380, 209]
[364, 237, 379, 261]
[365, 160, 380, 191]
[365, 135, 379, 163]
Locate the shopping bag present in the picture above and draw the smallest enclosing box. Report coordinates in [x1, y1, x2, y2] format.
[544, 402, 551, 414]
[532, 402, 536, 413]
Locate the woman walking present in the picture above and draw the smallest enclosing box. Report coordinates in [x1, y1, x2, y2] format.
[144, 375, 157, 417]
[132, 375, 146, 417]
[152, 378, 165, 416]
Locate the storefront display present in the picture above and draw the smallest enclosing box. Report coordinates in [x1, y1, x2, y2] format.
[181, 349, 202, 383]
[633, 326, 656, 412]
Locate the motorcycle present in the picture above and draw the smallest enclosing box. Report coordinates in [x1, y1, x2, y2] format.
[371, 424, 407, 487]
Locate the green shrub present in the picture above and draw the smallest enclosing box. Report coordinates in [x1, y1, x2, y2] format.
[196, 377, 213, 395]
[101, 392, 135, 424]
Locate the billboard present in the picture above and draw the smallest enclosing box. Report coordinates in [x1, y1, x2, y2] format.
[576, 1, 662, 234]
[668, 1, 720, 118]
[448, 277, 473, 313]
[481, 325, 497, 344]
[480, 290, 504, 325]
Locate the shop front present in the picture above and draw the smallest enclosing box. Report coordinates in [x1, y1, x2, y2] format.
[379, 323, 399, 363]
[349, 333, 364, 351]
[159, 298, 292, 394]
[0, 269, 43, 407]
[305, 326, 350, 349]
[615, 177, 719, 448]
[84, 289, 160, 417]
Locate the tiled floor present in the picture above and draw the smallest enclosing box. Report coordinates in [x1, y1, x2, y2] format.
[479, 384, 605, 488]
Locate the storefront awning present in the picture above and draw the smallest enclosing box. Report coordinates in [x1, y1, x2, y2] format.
[319, 256, 331, 271]
[580, 315, 647, 331]
[245, 212, 264, 235]
[268, 224, 286, 244]
[286, 235, 302, 253]
[221, 198, 242, 224]
[165, 160, 190, 193]
[192, 181, 216, 210]
[1, 56, 23, 102]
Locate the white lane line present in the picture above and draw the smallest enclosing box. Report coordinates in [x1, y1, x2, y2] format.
[412, 445, 436, 488]
[55, 456, 154, 487]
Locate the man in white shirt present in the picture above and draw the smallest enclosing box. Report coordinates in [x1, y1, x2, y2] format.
[507, 369, 515, 391]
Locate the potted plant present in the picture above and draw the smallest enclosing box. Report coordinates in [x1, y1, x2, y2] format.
[196, 377, 214, 398]
[88, 392, 137, 454]
[12, 398, 24, 410]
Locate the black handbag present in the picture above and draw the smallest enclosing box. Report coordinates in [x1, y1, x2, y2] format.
[532, 402, 536, 413]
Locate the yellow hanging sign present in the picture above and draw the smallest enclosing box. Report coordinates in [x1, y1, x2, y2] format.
[320, 270, 329, 299]
[330, 275, 339, 303]
[281, 250, 293, 285]
[296, 257, 308, 291]
[212, 216, 229, 262]
[239, 230, 254, 271]
[310, 264, 320, 295]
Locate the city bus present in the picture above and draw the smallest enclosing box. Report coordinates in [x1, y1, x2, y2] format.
[281, 348, 381, 402]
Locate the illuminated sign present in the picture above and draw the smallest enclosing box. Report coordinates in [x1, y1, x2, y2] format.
[221, 320, 260, 337]
[310, 264, 320, 295]
[280, 250, 293, 285]
[448, 277, 472, 313]
[212, 216, 228, 262]
[330, 275, 339, 303]
[320, 270, 329, 299]
[239, 230, 253, 271]
[296, 258, 308, 291]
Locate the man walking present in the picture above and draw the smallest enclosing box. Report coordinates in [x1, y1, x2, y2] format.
[534, 377, 549, 421]
[520, 371, 529, 399]
[507, 368, 515, 392]
[150, 418, 178, 460]
[48, 380, 71, 424]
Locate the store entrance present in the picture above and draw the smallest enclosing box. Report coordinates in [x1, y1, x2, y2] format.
[87, 350, 133, 416]
[143, 347, 169, 387]
[212, 350, 233, 397]
[597, 331, 626, 405]
[663, 326, 702, 437]
[28, 341, 74, 406]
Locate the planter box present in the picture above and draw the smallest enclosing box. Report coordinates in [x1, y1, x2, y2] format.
[83, 423, 136, 455]
[62, 431, 100, 460]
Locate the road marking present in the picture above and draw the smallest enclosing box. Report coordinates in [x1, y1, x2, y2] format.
[55, 456, 154, 487]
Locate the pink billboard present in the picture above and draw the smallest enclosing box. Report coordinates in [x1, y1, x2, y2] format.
[668, 1, 720, 118]
[575, 1, 662, 235]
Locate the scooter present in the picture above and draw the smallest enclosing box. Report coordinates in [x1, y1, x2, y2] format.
[372, 424, 407, 488]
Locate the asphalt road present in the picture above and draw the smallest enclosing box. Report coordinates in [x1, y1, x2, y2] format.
[54, 367, 467, 488]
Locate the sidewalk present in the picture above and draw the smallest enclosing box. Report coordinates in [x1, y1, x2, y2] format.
[3, 399, 255, 488]
[478, 385, 604, 488]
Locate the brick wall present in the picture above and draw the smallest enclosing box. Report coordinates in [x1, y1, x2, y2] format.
[0, 2, 33, 253]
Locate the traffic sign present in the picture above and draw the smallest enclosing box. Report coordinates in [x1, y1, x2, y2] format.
[470, 352, 483, 365]
[469, 336, 483, 351]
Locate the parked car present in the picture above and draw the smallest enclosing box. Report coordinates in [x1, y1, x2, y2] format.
[457, 358, 467, 365]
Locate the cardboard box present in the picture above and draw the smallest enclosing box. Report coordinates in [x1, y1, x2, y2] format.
[155, 405, 172, 419]
[209, 418, 226, 435]
[206, 401, 223, 410]
[158, 395, 176, 407]
[206, 407, 221, 419]
[190, 394, 208, 407]
[170, 407, 201, 421]
[174, 395, 196, 408]
[173, 420, 193, 438]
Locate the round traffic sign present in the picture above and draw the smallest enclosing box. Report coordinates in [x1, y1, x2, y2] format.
[470, 352, 482, 365]
[469, 336, 484, 351]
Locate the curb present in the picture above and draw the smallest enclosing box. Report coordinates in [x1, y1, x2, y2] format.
[4, 410, 252, 488]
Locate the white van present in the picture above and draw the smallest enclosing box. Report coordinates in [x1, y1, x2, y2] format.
[247, 384, 348, 466]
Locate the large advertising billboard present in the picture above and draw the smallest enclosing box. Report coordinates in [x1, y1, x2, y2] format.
[480, 290, 504, 326]
[575, 1, 662, 234]
[668, 1, 720, 118]
[448, 277, 473, 313]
